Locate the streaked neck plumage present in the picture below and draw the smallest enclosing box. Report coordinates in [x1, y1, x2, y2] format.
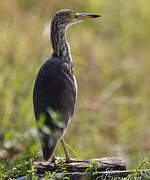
[51, 19, 72, 62]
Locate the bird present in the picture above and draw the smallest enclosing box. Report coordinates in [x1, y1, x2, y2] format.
[33, 9, 100, 162]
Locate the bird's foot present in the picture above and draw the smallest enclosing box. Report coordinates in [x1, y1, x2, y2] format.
[66, 157, 81, 163]
[51, 154, 58, 163]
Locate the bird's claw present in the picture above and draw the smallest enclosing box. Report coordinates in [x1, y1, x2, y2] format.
[66, 157, 81, 163]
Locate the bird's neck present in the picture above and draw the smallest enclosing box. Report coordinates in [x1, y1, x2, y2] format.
[51, 22, 72, 62]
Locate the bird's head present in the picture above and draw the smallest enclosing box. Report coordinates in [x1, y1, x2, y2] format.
[52, 9, 101, 27]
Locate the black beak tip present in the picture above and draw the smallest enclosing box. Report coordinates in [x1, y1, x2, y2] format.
[92, 14, 101, 18]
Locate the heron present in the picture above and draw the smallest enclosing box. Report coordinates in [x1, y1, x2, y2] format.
[33, 9, 100, 162]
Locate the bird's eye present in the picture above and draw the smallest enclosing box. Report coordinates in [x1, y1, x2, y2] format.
[71, 12, 77, 19]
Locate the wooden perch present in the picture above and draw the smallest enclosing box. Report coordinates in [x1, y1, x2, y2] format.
[34, 157, 126, 174]
[16, 158, 150, 180]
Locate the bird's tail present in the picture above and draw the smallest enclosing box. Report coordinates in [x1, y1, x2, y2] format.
[38, 129, 58, 161]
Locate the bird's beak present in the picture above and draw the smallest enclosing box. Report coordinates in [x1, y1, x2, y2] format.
[76, 13, 101, 20]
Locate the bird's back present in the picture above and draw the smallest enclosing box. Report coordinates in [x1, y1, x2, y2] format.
[33, 56, 77, 160]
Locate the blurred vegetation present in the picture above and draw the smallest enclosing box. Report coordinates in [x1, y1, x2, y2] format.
[0, 0, 150, 175]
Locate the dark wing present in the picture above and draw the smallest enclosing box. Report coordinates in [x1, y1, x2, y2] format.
[33, 57, 77, 160]
[59, 61, 77, 124]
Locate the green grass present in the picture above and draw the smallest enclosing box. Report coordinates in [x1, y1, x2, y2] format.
[0, 0, 150, 178]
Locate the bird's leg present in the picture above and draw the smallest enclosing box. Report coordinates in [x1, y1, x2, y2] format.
[61, 138, 80, 162]
[61, 138, 71, 162]
[51, 154, 57, 162]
